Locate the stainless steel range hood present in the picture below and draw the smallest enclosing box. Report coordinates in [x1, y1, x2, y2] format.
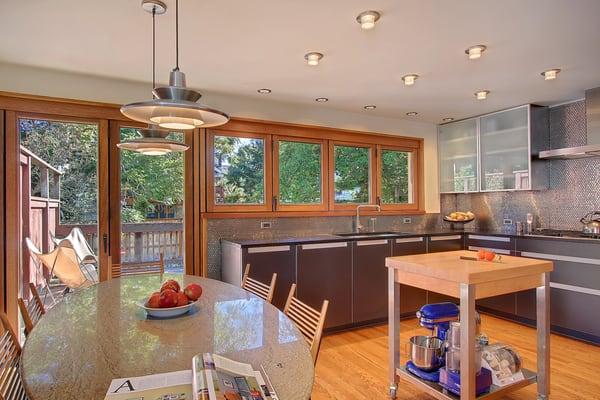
[539, 87, 600, 159]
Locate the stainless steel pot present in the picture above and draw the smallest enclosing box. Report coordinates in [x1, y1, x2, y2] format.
[409, 335, 445, 371]
[580, 211, 600, 234]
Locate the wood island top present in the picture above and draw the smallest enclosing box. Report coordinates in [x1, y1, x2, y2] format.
[386, 251, 553, 298]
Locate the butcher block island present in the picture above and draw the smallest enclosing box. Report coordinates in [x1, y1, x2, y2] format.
[385, 250, 553, 400]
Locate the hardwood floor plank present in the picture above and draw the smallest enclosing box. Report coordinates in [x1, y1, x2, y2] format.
[314, 315, 598, 399]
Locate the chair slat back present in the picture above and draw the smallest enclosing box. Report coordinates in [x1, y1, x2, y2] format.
[283, 283, 329, 364]
[17, 283, 46, 336]
[0, 313, 28, 400]
[108, 254, 165, 279]
[241, 264, 277, 304]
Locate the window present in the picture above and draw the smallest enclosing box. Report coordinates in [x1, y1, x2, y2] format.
[377, 145, 419, 210]
[330, 142, 375, 209]
[207, 131, 271, 211]
[273, 137, 326, 211]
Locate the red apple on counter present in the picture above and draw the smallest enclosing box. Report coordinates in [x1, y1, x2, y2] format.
[175, 291, 189, 307]
[147, 291, 161, 308]
[159, 289, 178, 308]
[184, 283, 203, 301]
[161, 279, 180, 293]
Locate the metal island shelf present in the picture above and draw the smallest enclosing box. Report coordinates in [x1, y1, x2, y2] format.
[385, 250, 553, 400]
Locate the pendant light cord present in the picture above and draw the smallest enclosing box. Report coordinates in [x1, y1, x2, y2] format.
[175, 0, 179, 71]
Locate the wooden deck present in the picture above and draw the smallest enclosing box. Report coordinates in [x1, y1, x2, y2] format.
[313, 314, 598, 399]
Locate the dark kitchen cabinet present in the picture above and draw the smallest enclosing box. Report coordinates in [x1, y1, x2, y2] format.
[466, 234, 517, 315]
[242, 245, 296, 310]
[297, 241, 352, 330]
[427, 234, 464, 304]
[353, 239, 392, 323]
[392, 237, 428, 316]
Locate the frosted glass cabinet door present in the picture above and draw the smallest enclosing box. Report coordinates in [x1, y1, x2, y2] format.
[480, 106, 530, 191]
[438, 118, 478, 193]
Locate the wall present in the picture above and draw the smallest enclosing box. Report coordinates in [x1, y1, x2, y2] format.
[441, 100, 600, 232]
[0, 62, 440, 213]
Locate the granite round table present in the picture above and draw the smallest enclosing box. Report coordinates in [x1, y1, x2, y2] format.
[21, 275, 314, 400]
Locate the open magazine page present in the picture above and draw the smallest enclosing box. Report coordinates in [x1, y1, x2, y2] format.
[196, 353, 278, 400]
[104, 370, 192, 400]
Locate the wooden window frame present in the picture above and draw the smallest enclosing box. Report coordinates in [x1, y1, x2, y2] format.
[273, 136, 328, 212]
[376, 144, 422, 212]
[206, 130, 273, 212]
[328, 141, 377, 211]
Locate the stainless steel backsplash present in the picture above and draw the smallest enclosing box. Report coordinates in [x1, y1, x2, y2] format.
[441, 100, 600, 233]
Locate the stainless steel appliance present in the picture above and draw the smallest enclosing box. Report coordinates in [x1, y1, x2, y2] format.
[580, 211, 600, 235]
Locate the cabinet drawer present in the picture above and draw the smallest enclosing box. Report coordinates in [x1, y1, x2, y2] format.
[427, 235, 464, 253]
[466, 234, 514, 251]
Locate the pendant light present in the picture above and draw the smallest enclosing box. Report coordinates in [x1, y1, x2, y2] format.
[118, 0, 189, 155]
[120, 0, 229, 130]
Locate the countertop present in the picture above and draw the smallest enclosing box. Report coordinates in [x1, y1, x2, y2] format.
[223, 229, 600, 246]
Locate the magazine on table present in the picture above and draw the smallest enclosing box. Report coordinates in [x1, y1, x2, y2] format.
[104, 354, 278, 400]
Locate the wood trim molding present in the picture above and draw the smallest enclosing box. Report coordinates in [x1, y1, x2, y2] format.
[202, 209, 425, 219]
[272, 136, 328, 212]
[0, 110, 4, 314]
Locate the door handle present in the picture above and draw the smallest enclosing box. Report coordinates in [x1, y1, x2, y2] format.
[103, 234, 108, 253]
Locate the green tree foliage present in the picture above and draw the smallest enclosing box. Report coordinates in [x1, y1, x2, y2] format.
[381, 149, 410, 203]
[278, 141, 321, 204]
[334, 145, 370, 203]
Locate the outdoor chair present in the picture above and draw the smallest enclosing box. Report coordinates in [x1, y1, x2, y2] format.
[51, 227, 97, 265]
[283, 283, 329, 364]
[18, 282, 45, 336]
[241, 264, 277, 304]
[108, 253, 165, 279]
[0, 312, 28, 400]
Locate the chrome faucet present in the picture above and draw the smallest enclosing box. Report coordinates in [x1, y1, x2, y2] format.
[355, 204, 381, 232]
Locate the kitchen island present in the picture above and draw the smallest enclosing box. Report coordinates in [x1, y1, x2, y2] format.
[386, 250, 553, 400]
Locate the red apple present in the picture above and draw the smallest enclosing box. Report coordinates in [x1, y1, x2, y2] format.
[176, 291, 189, 307]
[184, 283, 203, 301]
[161, 279, 180, 293]
[485, 250, 497, 262]
[159, 289, 178, 308]
[147, 291, 161, 308]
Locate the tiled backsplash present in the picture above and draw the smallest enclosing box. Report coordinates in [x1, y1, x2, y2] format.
[441, 100, 600, 232]
[207, 214, 442, 279]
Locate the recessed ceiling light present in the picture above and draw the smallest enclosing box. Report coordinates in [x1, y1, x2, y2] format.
[465, 45, 487, 60]
[442, 117, 455, 122]
[364, 105, 376, 110]
[257, 88, 271, 94]
[356, 10, 381, 30]
[315, 97, 329, 102]
[402, 74, 419, 86]
[304, 52, 323, 66]
[406, 112, 418, 116]
[541, 68, 561, 80]
[475, 90, 490, 100]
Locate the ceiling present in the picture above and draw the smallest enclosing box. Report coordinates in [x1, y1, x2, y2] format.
[1, 0, 600, 123]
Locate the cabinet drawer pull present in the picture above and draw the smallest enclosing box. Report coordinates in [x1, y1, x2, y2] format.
[468, 235, 510, 242]
[468, 246, 511, 255]
[301, 242, 348, 250]
[520, 251, 600, 266]
[357, 239, 389, 246]
[248, 245, 290, 254]
[550, 282, 600, 297]
[430, 235, 462, 241]
[395, 237, 424, 243]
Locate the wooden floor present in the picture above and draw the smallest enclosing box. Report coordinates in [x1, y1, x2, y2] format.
[312, 315, 599, 399]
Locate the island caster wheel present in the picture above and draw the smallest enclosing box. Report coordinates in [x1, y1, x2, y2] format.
[389, 384, 397, 399]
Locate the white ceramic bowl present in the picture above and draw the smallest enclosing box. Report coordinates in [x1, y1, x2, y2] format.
[138, 299, 199, 318]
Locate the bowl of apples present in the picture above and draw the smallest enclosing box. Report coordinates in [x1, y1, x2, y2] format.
[139, 279, 203, 318]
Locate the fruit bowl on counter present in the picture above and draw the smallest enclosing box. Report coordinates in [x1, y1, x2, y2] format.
[443, 211, 475, 229]
[139, 279, 203, 318]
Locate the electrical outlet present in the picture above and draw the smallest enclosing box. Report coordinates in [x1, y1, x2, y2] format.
[260, 221, 272, 229]
[403, 217, 412, 224]
[503, 218, 513, 225]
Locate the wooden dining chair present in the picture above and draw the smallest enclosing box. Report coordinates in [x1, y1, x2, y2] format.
[283, 283, 329, 364]
[108, 253, 165, 279]
[17, 283, 45, 336]
[0, 312, 28, 400]
[241, 264, 277, 304]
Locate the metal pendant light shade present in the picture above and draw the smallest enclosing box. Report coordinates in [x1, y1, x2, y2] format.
[117, 126, 189, 155]
[120, 0, 229, 130]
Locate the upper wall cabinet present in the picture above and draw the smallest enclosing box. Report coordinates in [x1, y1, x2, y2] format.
[438, 118, 479, 193]
[439, 105, 548, 194]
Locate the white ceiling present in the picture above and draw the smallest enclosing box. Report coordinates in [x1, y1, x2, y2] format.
[1, 0, 600, 122]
